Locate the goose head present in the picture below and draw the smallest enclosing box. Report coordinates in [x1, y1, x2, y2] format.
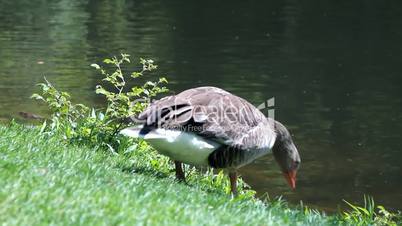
[271, 120, 301, 189]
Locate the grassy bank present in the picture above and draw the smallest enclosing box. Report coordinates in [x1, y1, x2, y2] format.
[0, 123, 400, 226]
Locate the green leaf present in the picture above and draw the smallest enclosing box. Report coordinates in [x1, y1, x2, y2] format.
[90, 63, 100, 69]
[131, 72, 142, 78]
[31, 93, 45, 101]
[95, 86, 109, 95]
[103, 58, 114, 64]
[130, 87, 143, 96]
[159, 77, 168, 83]
[145, 81, 155, 87]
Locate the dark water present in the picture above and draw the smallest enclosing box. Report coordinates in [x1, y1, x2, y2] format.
[1, 0, 402, 211]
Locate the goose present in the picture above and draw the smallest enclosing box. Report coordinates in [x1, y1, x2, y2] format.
[120, 86, 301, 194]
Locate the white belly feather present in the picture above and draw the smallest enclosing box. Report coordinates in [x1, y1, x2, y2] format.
[121, 127, 220, 166]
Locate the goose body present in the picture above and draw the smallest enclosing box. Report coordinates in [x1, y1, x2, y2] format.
[121, 126, 273, 168]
[121, 86, 301, 193]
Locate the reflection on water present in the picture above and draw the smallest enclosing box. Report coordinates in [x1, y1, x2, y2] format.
[1, 0, 402, 211]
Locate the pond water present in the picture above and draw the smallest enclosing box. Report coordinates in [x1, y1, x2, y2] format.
[1, 0, 402, 212]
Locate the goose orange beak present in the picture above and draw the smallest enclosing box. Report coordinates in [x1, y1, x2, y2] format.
[283, 170, 297, 189]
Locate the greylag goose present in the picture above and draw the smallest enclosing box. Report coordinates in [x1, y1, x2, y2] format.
[120, 86, 301, 194]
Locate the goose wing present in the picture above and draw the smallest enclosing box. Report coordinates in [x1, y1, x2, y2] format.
[137, 87, 276, 150]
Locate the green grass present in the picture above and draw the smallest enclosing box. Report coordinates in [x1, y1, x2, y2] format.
[0, 123, 400, 226]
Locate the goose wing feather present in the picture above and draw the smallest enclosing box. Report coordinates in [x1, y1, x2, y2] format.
[137, 87, 276, 150]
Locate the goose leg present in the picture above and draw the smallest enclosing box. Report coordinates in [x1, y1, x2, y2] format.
[228, 171, 238, 195]
[174, 161, 185, 182]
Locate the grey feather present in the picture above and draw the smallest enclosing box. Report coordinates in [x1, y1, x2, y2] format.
[136, 86, 276, 150]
